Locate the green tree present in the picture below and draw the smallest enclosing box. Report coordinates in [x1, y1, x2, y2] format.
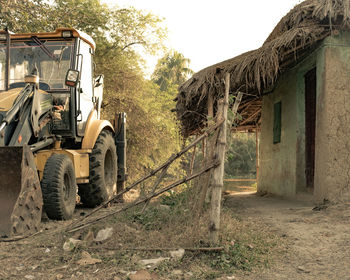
[224, 133, 257, 179]
[0, 0, 182, 182]
[94, 7, 166, 97]
[0, 0, 52, 32]
[152, 50, 194, 91]
[49, 0, 110, 37]
[108, 7, 166, 55]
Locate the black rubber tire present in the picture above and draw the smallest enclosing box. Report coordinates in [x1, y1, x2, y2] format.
[78, 130, 117, 207]
[41, 154, 77, 220]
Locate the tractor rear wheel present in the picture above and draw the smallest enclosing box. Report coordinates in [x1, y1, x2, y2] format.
[78, 130, 117, 207]
[41, 154, 77, 220]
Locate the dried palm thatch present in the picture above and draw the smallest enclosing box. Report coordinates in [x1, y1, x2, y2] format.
[176, 0, 350, 137]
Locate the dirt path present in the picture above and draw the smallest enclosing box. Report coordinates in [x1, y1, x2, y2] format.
[224, 193, 350, 279]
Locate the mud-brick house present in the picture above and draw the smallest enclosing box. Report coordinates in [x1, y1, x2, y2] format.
[176, 0, 350, 202]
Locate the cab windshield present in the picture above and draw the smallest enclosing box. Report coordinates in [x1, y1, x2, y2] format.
[0, 39, 74, 91]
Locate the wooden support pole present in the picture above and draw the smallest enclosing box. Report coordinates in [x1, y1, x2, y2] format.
[194, 91, 216, 215]
[209, 73, 230, 244]
[189, 144, 197, 176]
[204, 91, 215, 201]
[194, 129, 218, 216]
[224, 178, 256, 182]
[202, 138, 207, 160]
[207, 92, 214, 119]
[255, 124, 259, 181]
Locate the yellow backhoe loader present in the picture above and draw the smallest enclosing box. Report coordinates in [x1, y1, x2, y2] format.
[0, 28, 127, 237]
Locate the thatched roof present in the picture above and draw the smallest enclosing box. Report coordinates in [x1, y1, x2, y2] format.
[176, 0, 350, 137]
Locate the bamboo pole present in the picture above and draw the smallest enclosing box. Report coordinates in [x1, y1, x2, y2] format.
[193, 94, 216, 215]
[194, 129, 218, 216]
[224, 178, 256, 182]
[141, 165, 169, 213]
[209, 73, 230, 244]
[202, 92, 215, 202]
[189, 144, 197, 176]
[255, 124, 259, 181]
[202, 138, 206, 159]
[207, 92, 214, 118]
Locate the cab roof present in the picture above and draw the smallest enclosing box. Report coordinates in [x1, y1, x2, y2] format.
[0, 28, 96, 50]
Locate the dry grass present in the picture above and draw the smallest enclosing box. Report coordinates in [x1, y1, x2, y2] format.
[0, 189, 282, 279]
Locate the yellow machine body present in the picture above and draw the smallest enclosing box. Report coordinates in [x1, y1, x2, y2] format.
[0, 28, 121, 237]
[35, 149, 91, 184]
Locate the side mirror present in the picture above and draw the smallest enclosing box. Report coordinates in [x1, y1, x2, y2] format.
[65, 69, 80, 87]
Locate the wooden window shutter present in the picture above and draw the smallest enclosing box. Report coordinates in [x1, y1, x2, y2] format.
[273, 101, 281, 144]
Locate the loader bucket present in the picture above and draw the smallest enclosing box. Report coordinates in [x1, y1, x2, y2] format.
[0, 145, 42, 237]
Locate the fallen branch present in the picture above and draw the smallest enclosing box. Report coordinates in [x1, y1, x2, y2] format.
[66, 162, 219, 233]
[92, 246, 224, 252]
[67, 119, 224, 229]
[0, 230, 41, 243]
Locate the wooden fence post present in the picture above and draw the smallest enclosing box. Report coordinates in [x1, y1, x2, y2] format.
[194, 91, 216, 216]
[189, 145, 197, 176]
[209, 73, 230, 244]
[255, 124, 259, 181]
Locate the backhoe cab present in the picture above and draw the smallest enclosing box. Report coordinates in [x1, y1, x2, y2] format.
[0, 28, 126, 237]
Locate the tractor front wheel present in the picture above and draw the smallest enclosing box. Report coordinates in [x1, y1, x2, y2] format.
[41, 154, 77, 220]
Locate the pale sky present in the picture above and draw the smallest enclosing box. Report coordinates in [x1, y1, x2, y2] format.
[101, 0, 301, 74]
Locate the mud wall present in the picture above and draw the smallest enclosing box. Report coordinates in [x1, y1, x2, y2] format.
[258, 68, 299, 197]
[314, 32, 350, 203]
[258, 43, 323, 197]
[259, 32, 350, 201]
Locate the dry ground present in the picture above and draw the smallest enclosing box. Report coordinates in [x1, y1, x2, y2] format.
[0, 186, 349, 279]
[224, 193, 350, 280]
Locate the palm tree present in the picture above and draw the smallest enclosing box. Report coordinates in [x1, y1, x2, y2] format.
[152, 50, 194, 91]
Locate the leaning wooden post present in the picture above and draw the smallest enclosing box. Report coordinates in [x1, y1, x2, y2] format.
[255, 124, 259, 181]
[189, 144, 197, 176]
[204, 91, 215, 202]
[194, 91, 215, 215]
[209, 73, 230, 244]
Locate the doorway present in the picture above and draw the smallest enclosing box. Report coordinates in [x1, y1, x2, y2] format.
[305, 68, 316, 189]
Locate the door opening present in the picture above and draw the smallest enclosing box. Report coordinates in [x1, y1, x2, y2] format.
[305, 68, 316, 189]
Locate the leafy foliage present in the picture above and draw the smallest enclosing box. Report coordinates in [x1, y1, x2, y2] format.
[152, 50, 194, 91]
[109, 7, 167, 55]
[0, 0, 109, 35]
[0, 0, 192, 181]
[225, 133, 257, 179]
[160, 188, 191, 207]
[0, 0, 51, 32]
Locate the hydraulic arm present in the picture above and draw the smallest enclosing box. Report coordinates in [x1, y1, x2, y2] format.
[0, 83, 34, 133]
